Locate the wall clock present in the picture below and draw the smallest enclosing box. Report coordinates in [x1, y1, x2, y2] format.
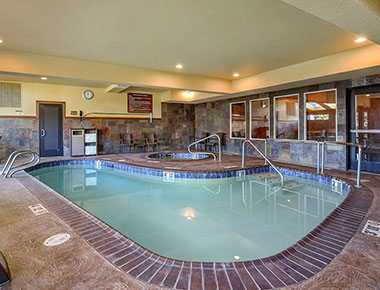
[82, 90, 94, 100]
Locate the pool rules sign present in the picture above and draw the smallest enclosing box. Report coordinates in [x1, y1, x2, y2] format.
[128, 93, 153, 114]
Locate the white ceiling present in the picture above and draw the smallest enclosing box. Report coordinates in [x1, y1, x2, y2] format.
[282, 0, 380, 45]
[0, 0, 371, 80]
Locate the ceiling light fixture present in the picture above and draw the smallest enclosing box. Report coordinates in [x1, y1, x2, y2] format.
[41, 77, 48, 80]
[184, 90, 194, 98]
[176, 64, 183, 69]
[355, 37, 367, 43]
[233, 73, 239, 77]
[0, 39, 3, 44]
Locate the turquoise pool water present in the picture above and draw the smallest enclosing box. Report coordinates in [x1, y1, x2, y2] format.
[30, 164, 347, 262]
[148, 152, 209, 160]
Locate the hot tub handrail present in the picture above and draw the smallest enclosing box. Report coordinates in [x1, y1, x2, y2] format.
[321, 141, 362, 187]
[187, 134, 221, 161]
[80, 112, 153, 127]
[242, 139, 284, 187]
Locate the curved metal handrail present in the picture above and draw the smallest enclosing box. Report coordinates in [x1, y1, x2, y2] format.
[188, 134, 221, 161]
[242, 140, 284, 187]
[251, 138, 321, 173]
[8, 152, 40, 177]
[321, 141, 362, 187]
[1, 150, 33, 175]
[81, 112, 153, 127]
[3, 151, 40, 178]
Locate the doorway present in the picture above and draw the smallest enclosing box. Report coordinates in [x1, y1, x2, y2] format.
[38, 102, 64, 157]
[349, 85, 380, 173]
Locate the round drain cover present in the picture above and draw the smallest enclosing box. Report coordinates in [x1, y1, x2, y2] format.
[43, 233, 70, 246]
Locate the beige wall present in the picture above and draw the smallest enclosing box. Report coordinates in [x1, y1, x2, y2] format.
[0, 81, 162, 118]
[231, 45, 380, 93]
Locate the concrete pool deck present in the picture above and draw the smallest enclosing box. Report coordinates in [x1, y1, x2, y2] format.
[0, 153, 379, 289]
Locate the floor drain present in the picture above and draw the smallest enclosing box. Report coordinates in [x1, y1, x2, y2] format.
[43, 234, 71, 246]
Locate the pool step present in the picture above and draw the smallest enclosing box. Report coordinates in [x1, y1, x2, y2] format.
[255, 173, 302, 191]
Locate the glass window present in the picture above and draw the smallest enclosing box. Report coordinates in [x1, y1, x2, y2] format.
[355, 92, 380, 162]
[230, 101, 246, 139]
[305, 89, 336, 141]
[274, 94, 299, 139]
[250, 98, 269, 139]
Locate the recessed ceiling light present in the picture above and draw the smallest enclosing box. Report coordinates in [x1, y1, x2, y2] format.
[0, 39, 3, 44]
[41, 77, 48, 80]
[366, 94, 370, 97]
[233, 73, 239, 77]
[176, 64, 183, 69]
[355, 37, 367, 43]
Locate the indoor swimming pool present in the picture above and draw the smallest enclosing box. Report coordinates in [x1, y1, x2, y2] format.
[29, 162, 348, 262]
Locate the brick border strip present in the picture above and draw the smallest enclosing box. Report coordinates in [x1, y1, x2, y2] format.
[19, 162, 373, 290]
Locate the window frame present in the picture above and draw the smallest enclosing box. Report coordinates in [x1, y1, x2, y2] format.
[303, 88, 337, 141]
[230, 101, 247, 140]
[273, 93, 300, 140]
[249, 97, 270, 140]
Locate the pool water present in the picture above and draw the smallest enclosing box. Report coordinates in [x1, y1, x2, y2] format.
[148, 152, 209, 160]
[30, 164, 347, 262]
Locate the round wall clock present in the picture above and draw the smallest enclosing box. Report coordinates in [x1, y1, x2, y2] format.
[82, 90, 94, 100]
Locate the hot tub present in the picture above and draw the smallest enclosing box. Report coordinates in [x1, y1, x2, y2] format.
[147, 152, 210, 161]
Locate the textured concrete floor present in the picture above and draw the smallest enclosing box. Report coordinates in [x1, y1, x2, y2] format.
[0, 176, 164, 290]
[0, 153, 379, 289]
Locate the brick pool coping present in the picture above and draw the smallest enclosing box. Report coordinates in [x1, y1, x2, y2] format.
[18, 159, 373, 290]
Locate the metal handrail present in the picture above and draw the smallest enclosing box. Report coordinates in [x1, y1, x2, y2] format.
[8, 152, 40, 177]
[251, 138, 321, 173]
[321, 141, 362, 187]
[1, 150, 33, 175]
[2, 151, 40, 178]
[242, 140, 284, 187]
[188, 134, 222, 161]
[249, 138, 267, 165]
[80, 112, 153, 127]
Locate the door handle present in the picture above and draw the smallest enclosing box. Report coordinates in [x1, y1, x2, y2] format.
[41, 129, 46, 137]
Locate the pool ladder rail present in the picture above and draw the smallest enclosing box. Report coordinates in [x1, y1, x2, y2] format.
[1, 150, 40, 178]
[188, 133, 222, 161]
[241, 139, 284, 188]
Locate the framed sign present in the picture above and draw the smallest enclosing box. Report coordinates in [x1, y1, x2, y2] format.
[128, 93, 153, 113]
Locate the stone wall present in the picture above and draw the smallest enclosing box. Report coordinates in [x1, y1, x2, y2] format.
[195, 74, 380, 170]
[0, 118, 39, 160]
[2, 74, 380, 170]
[0, 103, 195, 160]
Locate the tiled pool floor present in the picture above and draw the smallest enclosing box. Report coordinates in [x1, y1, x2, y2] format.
[0, 153, 379, 290]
